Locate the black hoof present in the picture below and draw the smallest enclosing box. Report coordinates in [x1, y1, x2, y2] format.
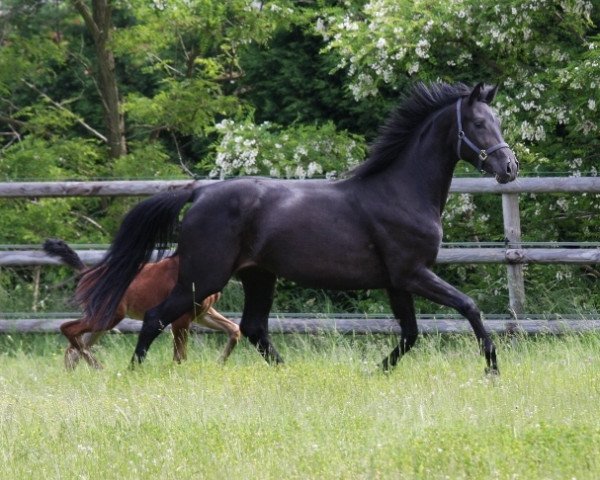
[129, 352, 145, 370]
[485, 366, 500, 376]
[380, 358, 394, 373]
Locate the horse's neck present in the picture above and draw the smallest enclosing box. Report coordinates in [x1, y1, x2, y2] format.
[381, 109, 457, 216]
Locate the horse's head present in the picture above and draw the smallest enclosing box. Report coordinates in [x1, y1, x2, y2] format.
[457, 83, 519, 184]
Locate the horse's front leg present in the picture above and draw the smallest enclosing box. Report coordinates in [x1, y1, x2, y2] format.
[404, 268, 499, 374]
[381, 289, 419, 371]
[132, 285, 192, 366]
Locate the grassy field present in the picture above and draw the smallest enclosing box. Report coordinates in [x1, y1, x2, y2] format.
[1, 332, 600, 479]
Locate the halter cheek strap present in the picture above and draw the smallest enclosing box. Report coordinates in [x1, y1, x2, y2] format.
[455, 99, 509, 171]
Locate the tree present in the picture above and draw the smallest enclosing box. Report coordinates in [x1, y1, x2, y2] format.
[72, 0, 126, 158]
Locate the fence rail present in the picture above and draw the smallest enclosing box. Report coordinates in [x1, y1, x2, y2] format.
[2, 177, 600, 330]
[2, 315, 600, 335]
[1, 247, 599, 266]
[1, 176, 599, 197]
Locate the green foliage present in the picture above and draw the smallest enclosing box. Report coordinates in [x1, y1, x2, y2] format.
[0, 0, 599, 315]
[124, 78, 242, 136]
[0, 36, 67, 94]
[111, 142, 183, 179]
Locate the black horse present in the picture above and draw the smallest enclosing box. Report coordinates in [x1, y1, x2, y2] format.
[81, 82, 518, 373]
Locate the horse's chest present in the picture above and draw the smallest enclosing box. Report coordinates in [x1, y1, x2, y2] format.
[373, 217, 442, 266]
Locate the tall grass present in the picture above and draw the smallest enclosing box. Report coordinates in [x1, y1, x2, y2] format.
[1, 333, 600, 479]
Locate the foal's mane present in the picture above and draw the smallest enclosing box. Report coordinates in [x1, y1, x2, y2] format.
[349, 82, 471, 179]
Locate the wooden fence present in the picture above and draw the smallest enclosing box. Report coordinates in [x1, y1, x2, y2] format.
[1, 177, 600, 334]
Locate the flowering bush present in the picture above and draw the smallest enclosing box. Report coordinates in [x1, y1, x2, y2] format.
[206, 120, 365, 179]
[321, 0, 598, 168]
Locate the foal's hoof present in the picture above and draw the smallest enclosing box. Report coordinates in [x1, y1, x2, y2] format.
[64, 348, 81, 370]
[485, 367, 500, 376]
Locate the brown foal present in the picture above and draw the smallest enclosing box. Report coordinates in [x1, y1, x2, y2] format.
[44, 239, 241, 369]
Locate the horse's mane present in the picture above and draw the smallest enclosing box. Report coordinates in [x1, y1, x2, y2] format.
[349, 82, 471, 179]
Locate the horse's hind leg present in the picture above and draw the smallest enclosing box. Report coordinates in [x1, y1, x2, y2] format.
[381, 289, 419, 371]
[81, 331, 106, 349]
[238, 267, 283, 364]
[133, 284, 194, 365]
[406, 268, 498, 374]
[60, 320, 84, 369]
[60, 319, 104, 370]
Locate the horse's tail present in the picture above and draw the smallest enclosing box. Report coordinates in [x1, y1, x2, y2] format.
[43, 238, 86, 272]
[77, 189, 196, 330]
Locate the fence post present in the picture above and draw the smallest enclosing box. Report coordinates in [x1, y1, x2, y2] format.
[502, 193, 526, 315]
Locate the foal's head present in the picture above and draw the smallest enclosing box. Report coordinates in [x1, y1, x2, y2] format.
[457, 83, 519, 184]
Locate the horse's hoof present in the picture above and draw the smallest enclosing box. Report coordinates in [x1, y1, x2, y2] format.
[129, 353, 144, 370]
[485, 367, 500, 376]
[380, 357, 396, 373]
[64, 348, 81, 370]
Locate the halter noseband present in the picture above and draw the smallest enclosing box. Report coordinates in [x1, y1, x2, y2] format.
[455, 98, 509, 171]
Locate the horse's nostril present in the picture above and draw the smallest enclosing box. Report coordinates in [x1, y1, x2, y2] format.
[506, 164, 512, 174]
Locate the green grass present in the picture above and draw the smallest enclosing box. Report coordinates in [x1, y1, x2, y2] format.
[1, 333, 600, 479]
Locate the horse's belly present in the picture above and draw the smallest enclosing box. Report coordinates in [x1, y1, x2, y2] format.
[262, 243, 388, 290]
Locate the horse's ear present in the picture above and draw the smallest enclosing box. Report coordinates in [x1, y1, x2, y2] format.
[468, 82, 485, 105]
[484, 85, 499, 104]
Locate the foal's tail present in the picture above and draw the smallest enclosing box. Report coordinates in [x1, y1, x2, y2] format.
[43, 238, 86, 272]
[77, 189, 196, 330]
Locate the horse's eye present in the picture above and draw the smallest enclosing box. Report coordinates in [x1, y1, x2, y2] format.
[474, 121, 484, 128]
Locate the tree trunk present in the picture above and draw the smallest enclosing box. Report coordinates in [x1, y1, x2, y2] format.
[72, 0, 126, 158]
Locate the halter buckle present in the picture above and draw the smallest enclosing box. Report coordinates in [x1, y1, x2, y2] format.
[458, 130, 465, 139]
[478, 150, 488, 162]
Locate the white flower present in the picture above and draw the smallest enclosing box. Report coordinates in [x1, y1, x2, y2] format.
[315, 18, 326, 35]
[407, 62, 420, 75]
[307, 162, 323, 177]
[588, 99, 596, 111]
[415, 39, 430, 59]
[295, 165, 307, 178]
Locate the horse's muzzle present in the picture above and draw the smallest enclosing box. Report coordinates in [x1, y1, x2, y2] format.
[494, 151, 519, 184]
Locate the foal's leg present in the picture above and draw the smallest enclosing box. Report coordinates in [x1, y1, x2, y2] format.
[171, 314, 192, 363]
[406, 268, 498, 374]
[132, 284, 193, 365]
[60, 319, 86, 369]
[61, 319, 105, 370]
[381, 289, 419, 371]
[79, 331, 107, 369]
[61, 314, 123, 370]
[81, 331, 106, 348]
[197, 307, 241, 363]
[238, 268, 283, 364]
